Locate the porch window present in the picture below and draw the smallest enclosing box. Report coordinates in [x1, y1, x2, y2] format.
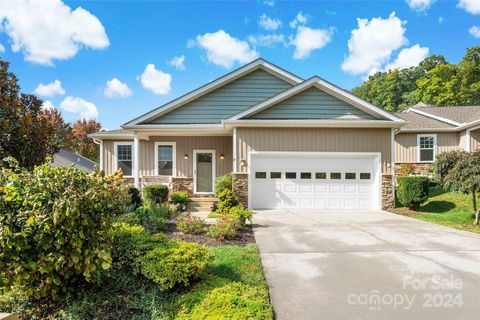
[417, 134, 436, 162]
[155, 142, 176, 176]
[115, 142, 133, 177]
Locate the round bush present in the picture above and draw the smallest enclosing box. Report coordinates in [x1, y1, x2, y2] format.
[215, 173, 232, 195]
[208, 216, 238, 241]
[126, 186, 142, 209]
[186, 283, 273, 320]
[216, 189, 238, 214]
[143, 185, 169, 206]
[397, 176, 430, 209]
[177, 214, 207, 235]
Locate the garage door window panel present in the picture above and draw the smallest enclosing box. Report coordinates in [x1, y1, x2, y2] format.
[300, 172, 312, 179]
[286, 172, 297, 179]
[360, 173, 371, 180]
[255, 172, 267, 179]
[345, 173, 356, 180]
[330, 172, 341, 180]
[315, 172, 327, 179]
[270, 172, 282, 179]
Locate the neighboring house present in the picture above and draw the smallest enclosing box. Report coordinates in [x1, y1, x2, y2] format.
[52, 149, 97, 172]
[90, 59, 407, 210]
[395, 103, 480, 175]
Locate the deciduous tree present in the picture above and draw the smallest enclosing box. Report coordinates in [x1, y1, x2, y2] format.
[72, 119, 101, 162]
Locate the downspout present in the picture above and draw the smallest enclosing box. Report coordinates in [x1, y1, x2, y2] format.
[93, 138, 103, 171]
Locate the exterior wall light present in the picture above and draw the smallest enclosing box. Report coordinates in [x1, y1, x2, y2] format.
[184, 154, 189, 159]
[220, 154, 225, 160]
[240, 159, 247, 167]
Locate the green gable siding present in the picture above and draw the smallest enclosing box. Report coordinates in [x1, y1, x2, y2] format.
[248, 87, 378, 120]
[147, 69, 292, 124]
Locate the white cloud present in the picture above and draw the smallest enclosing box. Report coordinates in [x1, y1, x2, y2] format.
[289, 12, 308, 28]
[258, 14, 282, 31]
[291, 26, 332, 60]
[41, 100, 55, 110]
[458, 0, 480, 15]
[341, 12, 408, 75]
[248, 34, 285, 47]
[169, 55, 186, 70]
[469, 26, 480, 38]
[405, 0, 436, 12]
[104, 78, 132, 98]
[262, 0, 275, 7]
[139, 64, 172, 95]
[0, 0, 109, 65]
[60, 96, 98, 120]
[0, 44, 4, 52]
[196, 30, 258, 68]
[34, 80, 65, 97]
[384, 44, 429, 71]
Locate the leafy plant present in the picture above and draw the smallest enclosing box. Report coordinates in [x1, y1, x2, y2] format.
[208, 216, 238, 241]
[143, 185, 169, 207]
[398, 163, 416, 176]
[139, 241, 210, 291]
[0, 160, 129, 299]
[215, 173, 232, 195]
[116, 212, 142, 225]
[170, 191, 189, 204]
[228, 205, 253, 228]
[177, 214, 207, 235]
[397, 176, 430, 210]
[126, 186, 142, 210]
[134, 206, 172, 232]
[216, 189, 238, 214]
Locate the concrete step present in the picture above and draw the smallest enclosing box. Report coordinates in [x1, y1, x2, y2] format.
[187, 197, 217, 212]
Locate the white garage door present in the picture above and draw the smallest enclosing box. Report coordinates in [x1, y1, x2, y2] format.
[249, 152, 380, 210]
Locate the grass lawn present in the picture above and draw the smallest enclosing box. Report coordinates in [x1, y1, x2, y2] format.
[393, 186, 480, 234]
[0, 244, 273, 320]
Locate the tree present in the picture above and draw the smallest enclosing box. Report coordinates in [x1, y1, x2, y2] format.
[415, 63, 461, 106]
[0, 60, 66, 169]
[42, 108, 76, 152]
[434, 151, 480, 224]
[72, 119, 101, 162]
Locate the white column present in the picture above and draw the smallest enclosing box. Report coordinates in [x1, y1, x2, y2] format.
[391, 128, 396, 200]
[466, 130, 471, 152]
[99, 140, 104, 171]
[134, 134, 140, 188]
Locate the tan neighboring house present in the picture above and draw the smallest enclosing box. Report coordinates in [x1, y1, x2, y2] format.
[90, 59, 407, 210]
[395, 103, 480, 175]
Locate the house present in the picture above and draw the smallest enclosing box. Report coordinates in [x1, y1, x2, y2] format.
[395, 103, 480, 175]
[90, 58, 407, 210]
[52, 149, 97, 172]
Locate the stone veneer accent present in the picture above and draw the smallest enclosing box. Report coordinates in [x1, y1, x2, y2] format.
[395, 163, 433, 177]
[382, 174, 395, 209]
[232, 173, 248, 207]
[171, 177, 194, 196]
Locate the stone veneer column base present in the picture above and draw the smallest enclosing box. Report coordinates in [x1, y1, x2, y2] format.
[171, 177, 194, 196]
[382, 174, 394, 209]
[232, 173, 248, 207]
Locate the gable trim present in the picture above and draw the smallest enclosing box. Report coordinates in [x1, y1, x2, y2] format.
[408, 108, 462, 127]
[123, 59, 302, 127]
[229, 77, 405, 122]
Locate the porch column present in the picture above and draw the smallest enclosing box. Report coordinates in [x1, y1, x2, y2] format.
[134, 133, 140, 188]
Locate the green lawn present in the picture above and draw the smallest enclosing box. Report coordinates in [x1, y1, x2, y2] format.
[0, 244, 273, 320]
[395, 186, 480, 234]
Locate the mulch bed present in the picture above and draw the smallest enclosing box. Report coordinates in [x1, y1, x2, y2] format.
[164, 222, 255, 247]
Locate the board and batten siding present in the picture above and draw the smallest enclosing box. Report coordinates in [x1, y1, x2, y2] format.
[395, 132, 460, 163]
[146, 69, 292, 124]
[102, 137, 232, 178]
[470, 129, 480, 151]
[249, 87, 378, 120]
[235, 128, 392, 174]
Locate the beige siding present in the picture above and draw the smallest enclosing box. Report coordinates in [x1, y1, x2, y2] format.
[471, 129, 480, 151]
[235, 128, 392, 174]
[395, 132, 460, 163]
[102, 136, 232, 178]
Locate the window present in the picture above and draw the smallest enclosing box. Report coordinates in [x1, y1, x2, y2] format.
[255, 172, 266, 179]
[330, 172, 341, 179]
[115, 142, 133, 177]
[300, 172, 312, 179]
[345, 173, 356, 180]
[360, 173, 371, 180]
[155, 142, 176, 176]
[418, 134, 436, 162]
[270, 172, 281, 179]
[286, 172, 297, 179]
[315, 172, 327, 179]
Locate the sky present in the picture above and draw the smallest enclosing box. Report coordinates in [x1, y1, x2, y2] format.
[0, 0, 479, 130]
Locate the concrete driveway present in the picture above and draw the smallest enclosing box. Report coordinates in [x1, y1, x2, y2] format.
[253, 210, 480, 320]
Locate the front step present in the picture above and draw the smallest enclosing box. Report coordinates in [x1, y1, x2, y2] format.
[187, 197, 217, 213]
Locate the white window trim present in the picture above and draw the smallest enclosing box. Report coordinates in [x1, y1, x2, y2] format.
[154, 142, 176, 177]
[417, 134, 437, 163]
[113, 141, 134, 178]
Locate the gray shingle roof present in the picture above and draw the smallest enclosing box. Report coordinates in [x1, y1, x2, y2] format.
[395, 111, 456, 130]
[411, 105, 480, 124]
[52, 149, 97, 171]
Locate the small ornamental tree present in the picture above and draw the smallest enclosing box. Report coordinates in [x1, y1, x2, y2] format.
[434, 151, 480, 224]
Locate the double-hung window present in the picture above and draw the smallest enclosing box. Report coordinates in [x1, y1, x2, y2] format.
[418, 134, 436, 162]
[115, 142, 133, 177]
[155, 142, 176, 176]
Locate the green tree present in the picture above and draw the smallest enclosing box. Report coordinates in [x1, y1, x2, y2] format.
[458, 46, 480, 105]
[415, 63, 461, 106]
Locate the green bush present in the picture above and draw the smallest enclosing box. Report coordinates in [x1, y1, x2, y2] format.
[208, 216, 238, 241]
[186, 282, 273, 320]
[397, 176, 430, 209]
[134, 206, 171, 232]
[139, 241, 210, 291]
[216, 189, 238, 213]
[215, 173, 232, 195]
[143, 185, 169, 207]
[177, 214, 207, 234]
[228, 205, 253, 228]
[0, 162, 129, 299]
[116, 212, 142, 225]
[126, 186, 142, 210]
[171, 191, 189, 204]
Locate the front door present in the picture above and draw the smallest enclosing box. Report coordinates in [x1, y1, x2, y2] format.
[193, 150, 216, 194]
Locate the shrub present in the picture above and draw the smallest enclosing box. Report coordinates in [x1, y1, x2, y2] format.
[139, 241, 209, 291]
[185, 283, 273, 320]
[171, 191, 189, 204]
[215, 173, 232, 195]
[216, 189, 238, 214]
[116, 212, 142, 225]
[229, 205, 253, 228]
[126, 186, 142, 210]
[143, 185, 169, 207]
[398, 163, 416, 176]
[0, 162, 129, 299]
[397, 176, 430, 209]
[177, 214, 207, 234]
[134, 206, 170, 232]
[208, 216, 238, 241]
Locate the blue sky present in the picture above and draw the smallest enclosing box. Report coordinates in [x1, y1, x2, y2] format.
[1, 0, 479, 129]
